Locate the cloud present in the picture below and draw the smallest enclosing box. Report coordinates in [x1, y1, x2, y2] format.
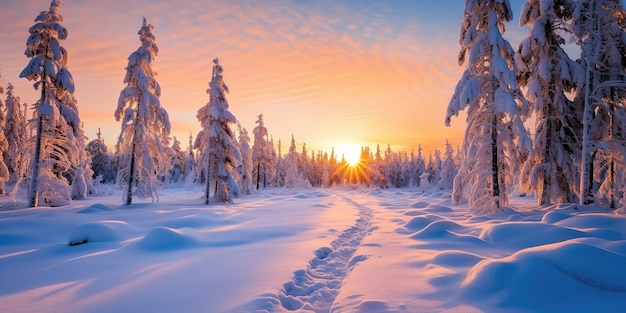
[0, 0, 473, 154]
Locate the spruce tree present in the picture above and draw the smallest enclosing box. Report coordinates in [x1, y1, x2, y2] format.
[517, 0, 580, 205]
[19, 0, 92, 206]
[195, 58, 241, 203]
[3, 83, 27, 184]
[115, 18, 171, 205]
[446, 0, 532, 212]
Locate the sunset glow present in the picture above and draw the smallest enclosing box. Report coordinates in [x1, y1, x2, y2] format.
[337, 144, 362, 167]
[0, 1, 528, 155]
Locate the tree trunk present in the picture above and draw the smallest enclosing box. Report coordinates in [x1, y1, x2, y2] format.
[580, 63, 594, 205]
[539, 103, 553, 205]
[256, 162, 260, 190]
[491, 113, 500, 208]
[29, 74, 46, 208]
[126, 140, 136, 205]
[205, 151, 211, 204]
[29, 114, 43, 207]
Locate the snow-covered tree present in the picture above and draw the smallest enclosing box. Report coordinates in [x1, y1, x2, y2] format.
[251, 114, 273, 189]
[86, 128, 115, 183]
[274, 139, 285, 187]
[0, 75, 8, 194]
[574, 0, 626, 207]
[438, 140, 457, 190]
[237, 123, 253, 195]
[3, 83, 27, 184]
[168, 137, 184, 183]
[517, 0, 581, 205]
[446, 0, 532, 212]
[115, 18, 171, 205]
[194, 58, 241, 204]
[18, 0, 93, 206]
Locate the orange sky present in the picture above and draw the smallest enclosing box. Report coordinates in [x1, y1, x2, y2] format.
[0, 0, 528, 159]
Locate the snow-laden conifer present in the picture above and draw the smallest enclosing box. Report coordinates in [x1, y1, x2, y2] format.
[446, 0, 532, 212]
[169, 137, 184, 183]
[517, 0, 581, 205]
[573, 0, 626, 208]
[194, 58, 241, 203]
[18, 0, 93, 206]
[237, 123, 253, 195]
[86, 128, 115, 184]
[252, 114, 274, 189]
[115, 18, 171, 205]
[3, 83, 27, 184]
[0, 75, 8, 195]
[438, 140, 457, 190]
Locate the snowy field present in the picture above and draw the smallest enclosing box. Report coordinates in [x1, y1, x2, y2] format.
[1, 186, 626, 313]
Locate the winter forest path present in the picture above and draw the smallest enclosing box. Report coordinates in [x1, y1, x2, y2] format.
[243, 189, 379, 312]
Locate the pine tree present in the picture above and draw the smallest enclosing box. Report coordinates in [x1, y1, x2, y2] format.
[252, 114, 273, 189]
[3, 83, 27, 184]
[169, 136, 184, 183]
[0, 74, 8, 195]
[446, 0, 532, 212]
[237, 123, 253, 195]
[86, 128, 115, 183]
[517, 0, 580, 205]
[575, 0, 626, 207]
[439, 139, 457, 190]
[19, 0, 92, 206]
[115, 18, 171, 205]
[195, 58, 241, 203]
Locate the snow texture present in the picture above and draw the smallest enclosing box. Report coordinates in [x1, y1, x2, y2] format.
[1, 187, 626, 313]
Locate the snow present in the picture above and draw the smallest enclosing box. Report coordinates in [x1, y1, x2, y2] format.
[1, 187, 626, 312]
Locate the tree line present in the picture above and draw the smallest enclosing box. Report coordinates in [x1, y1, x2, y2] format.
[2, 0, 626, 211]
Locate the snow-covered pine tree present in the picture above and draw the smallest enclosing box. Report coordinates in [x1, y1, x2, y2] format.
[517, 0, 581, 205]
[4, 83, 27, 184]
[252, 114, 272, 189]
[115, 18, 171, 205]
[182, 133, 196, 186]
[237, 123, 253, 195]
[19, 0, 93, 206]
[413, 145, 426, 187]
[274, 139, 285, 187]
[439, 139, 457, 190]
[0, 75, 8, 195]
[168, 136, 185, 183]
[574, 0, 626, 207]
[195, 58, 241, 204]
[446, 0, 532, 212]
[284, 135, 308, 188]
[86, 128, 116, 183]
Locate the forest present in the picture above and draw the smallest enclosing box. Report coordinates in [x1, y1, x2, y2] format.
[1, 0, 626, 213]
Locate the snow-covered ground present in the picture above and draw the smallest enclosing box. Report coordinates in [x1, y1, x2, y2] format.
[1, 186, 626, 313]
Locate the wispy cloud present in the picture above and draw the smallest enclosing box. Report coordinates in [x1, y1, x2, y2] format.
[0, 0, 516, 154]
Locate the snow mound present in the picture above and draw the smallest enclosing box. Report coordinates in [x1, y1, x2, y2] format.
[403, 214, 442, 231]
[432, 250, 484, 268]
[67, 220, 128, 246]
[425, 204, 453, 213]
[541, 211, 572, 223]
[77, 204, 113, 213]
[410, 220, 464, 239]
[479, 222, 587, 249]
[409, 201, 430, 208]
[138, 226, 201, 250]
[461, 241, 626, 310]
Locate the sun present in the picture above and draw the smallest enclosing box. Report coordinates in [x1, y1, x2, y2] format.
[338, 144, 362, 167]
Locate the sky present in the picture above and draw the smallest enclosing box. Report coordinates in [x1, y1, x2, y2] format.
[0, 0, 528, 159]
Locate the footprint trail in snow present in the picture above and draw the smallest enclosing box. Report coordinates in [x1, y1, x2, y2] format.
[247, 192, 376, 312]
